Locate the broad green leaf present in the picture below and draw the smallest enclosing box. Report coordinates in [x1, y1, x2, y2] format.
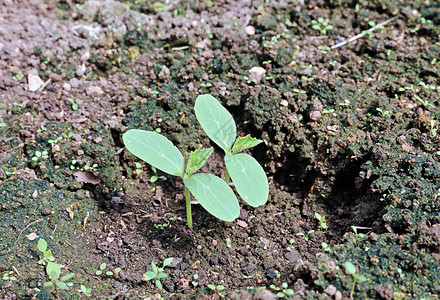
[60, 273, 75, 282]
[344, 261, 356, 275]
[56, 281, 68, 290]
[37, 239, 47, 252]
[163, 257, 174, 267]
[123, 129, 184, 177]
[231, 134, 262, 154]
[184, 173, 239, 222]
[157, 273, 167, 279]
[46, 262, 61, 281]
[185, 148, 213, 177]
[44, 282, 53, 287]
[225, 153, 268, 207]
[194, 94, 236, 153]
[151, 261, 158, 274]
[144, 271, 156, 281]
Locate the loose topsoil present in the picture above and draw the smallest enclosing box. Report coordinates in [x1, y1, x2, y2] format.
[1, 0, 440, 299]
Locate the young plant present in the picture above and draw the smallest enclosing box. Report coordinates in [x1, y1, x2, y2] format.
[207, 284, 225, 297]
[311, 17, 333, 35]
[314, 212, 328, 232]
[44, 262, 75, 294]
[37, 239, 54, 265]
[95, 263, 121, 277]
[351, 226, 365, 242]
[143, 258, 174, 291]
[269, 282, 294, 298]
[344, 261, 366, 299]
[321, 242, 331, 252]
[123, 130, 239, 229]
[194, 94, 269, 208]
[80, 285, 92, 297]
[296, 230, 315, 241]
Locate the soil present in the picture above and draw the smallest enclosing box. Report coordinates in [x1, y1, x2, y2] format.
[1, 0, 439, 299]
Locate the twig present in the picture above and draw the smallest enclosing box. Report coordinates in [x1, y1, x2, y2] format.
[12, 266, 21, 277]
[331, 16, 398, 49]
[14, 218, 43, 245]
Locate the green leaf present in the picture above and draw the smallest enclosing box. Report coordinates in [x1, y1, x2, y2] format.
[60, 273, 75, 282]
[37, 239, 47, 252]
[95, 270, 102, 275]
[157, 273, 167, 279]
[123, 130, 184, 177]
[231, 134, 262, 154]
[99, 263, 106, 270]
[315, 212, 322, 220]
[344, 261, 356, 275]
[144, 271, 156, 281]
[46, 262, 61, 281]
[44, 281, 54, 287]
[56, 281, 68, 290]
[156, 280, 163, 290]
[163, 257, 174, 268]
[185, 148, 213, 177]
[225, 153, 268, 207]
[194, 94, 236, 153]
[208, 284, 216, 290]
[358, 275, 367, 282]
[106, 271, 113, 276]
[151, 262, 158, 274]
[184, 173, 239, 222]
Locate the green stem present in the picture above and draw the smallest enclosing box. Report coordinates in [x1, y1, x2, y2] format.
[225, 169, 230, 184]
[184, 186, 193, 230]
[350, 276, 357, 299]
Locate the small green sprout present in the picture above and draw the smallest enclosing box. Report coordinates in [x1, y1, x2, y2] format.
[2, 271, 17, 281]
[351, 226, 365, 242]
[414, 94, 435, 109]
[37, 239, 54, 265]
[135, 162, 143, 174]
[143, 258, 174, 291]
[321, 242, 331, 252]
[37, 125, 47, 132]
[192, 274, 199, 287]
[150, 166, 166, 182]
[314, 212, 328, 232]
[84, 163, 98, 171]
[286, 238, 295, 251]
[66, 98, 84, 111]
[95, 263, 120, 277]
[311, 17, 333, 35]
[344, 261, 366, 299]
[12, 71, 24, 81]
[269, 282, 294, 298]
[48, 136, 62, 144]
[226, 238, 232, 248]
[430, 120, 437, 138]
[80, 285, 92, 297]
[32, 150, 49, 161]
[207, 284, 225, 297]
[376, 108, 390, 117]
[296, 230, 315, 241]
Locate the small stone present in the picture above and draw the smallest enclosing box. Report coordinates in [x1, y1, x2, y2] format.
[49, 73, 62, 82]
[335, 291, 342, 300]
[265, 269, 277, 279]
[26, 232, 38, 241]
[62, 83, 71, 91]
[309, 110, 321, 121]
[158, 65, 170, 79]
[32, 190, 38, 198]
[280, 99, 288, 107]
[245, 25, 255, 36]
[248, 66, 266, 83]
[324, 285, 336, 296]
[28, 73, 44, 91]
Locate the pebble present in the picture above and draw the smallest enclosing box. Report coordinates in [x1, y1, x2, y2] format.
[335, 291, 342, 300]
[28, 73, 44, 92]
[324, 285, 336, 296]
[63, 82, 71, 91]
[280, 99, 288, 107]
[309, 110, 321, 121]
[245, 25, 255, 36]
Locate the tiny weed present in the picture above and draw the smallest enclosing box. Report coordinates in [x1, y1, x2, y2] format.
[80, 285, 92, 297]
[314, 212, 328, 232]
[352, 226, 366, 242]
[66, 98, 84, 111]
[269, 282, 294, 298]
[143, 258, 174, 291]
[226, 238, 232, 248]
[321, 242, 331, 252]
[2, 271, 17, 281]
[311, 17, 333, 35]
[95, 263, 121, 277]
[296, 230, 315, 241]
[344, 261, 366, 299]
[12, 71, 24, 81]
[207, 284, 225, 297]
[286, 238, 295, 251]
[32, 150, 49, 161]
[192, 274, 199, 287]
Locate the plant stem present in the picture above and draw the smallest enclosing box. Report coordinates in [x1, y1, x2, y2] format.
[184, 186, 193, 229]
[225, 169, 230, 184]
[350, 276, 357, 299]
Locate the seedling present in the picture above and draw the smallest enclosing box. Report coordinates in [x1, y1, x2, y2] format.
[32, 150, 49, 161]
[123, 130, 239, 229]
[314, 212, 328, 232]
[66, 98, 84, 111]
[376, 108, 390, 117]
[80, 285, 92, 297]
[321, 242, 331, 252]
[286, 238, 295, 251]
[12, 71, 24, 81]
[37, 125, 47, 132]
[351, 226, 365, 242]
[269, 282, 294, 298]
[192, 274, 199, 287]
[296, 230, 315, 241]
[311, 17, 333, 35]
[207, 284, 225, 297]
[37, 239, 54, 265]
[344, 261, 366, 299]
[95, 263, 121, 277]
[135, 162, 143, 174]
[194, 94, 269, 208]
[150, 166, 166, 183]
[225, 238, 232, 248]
[2, 271, 17, 281]
[143, 258, 174, 291]
[430, 120, 437, 138]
